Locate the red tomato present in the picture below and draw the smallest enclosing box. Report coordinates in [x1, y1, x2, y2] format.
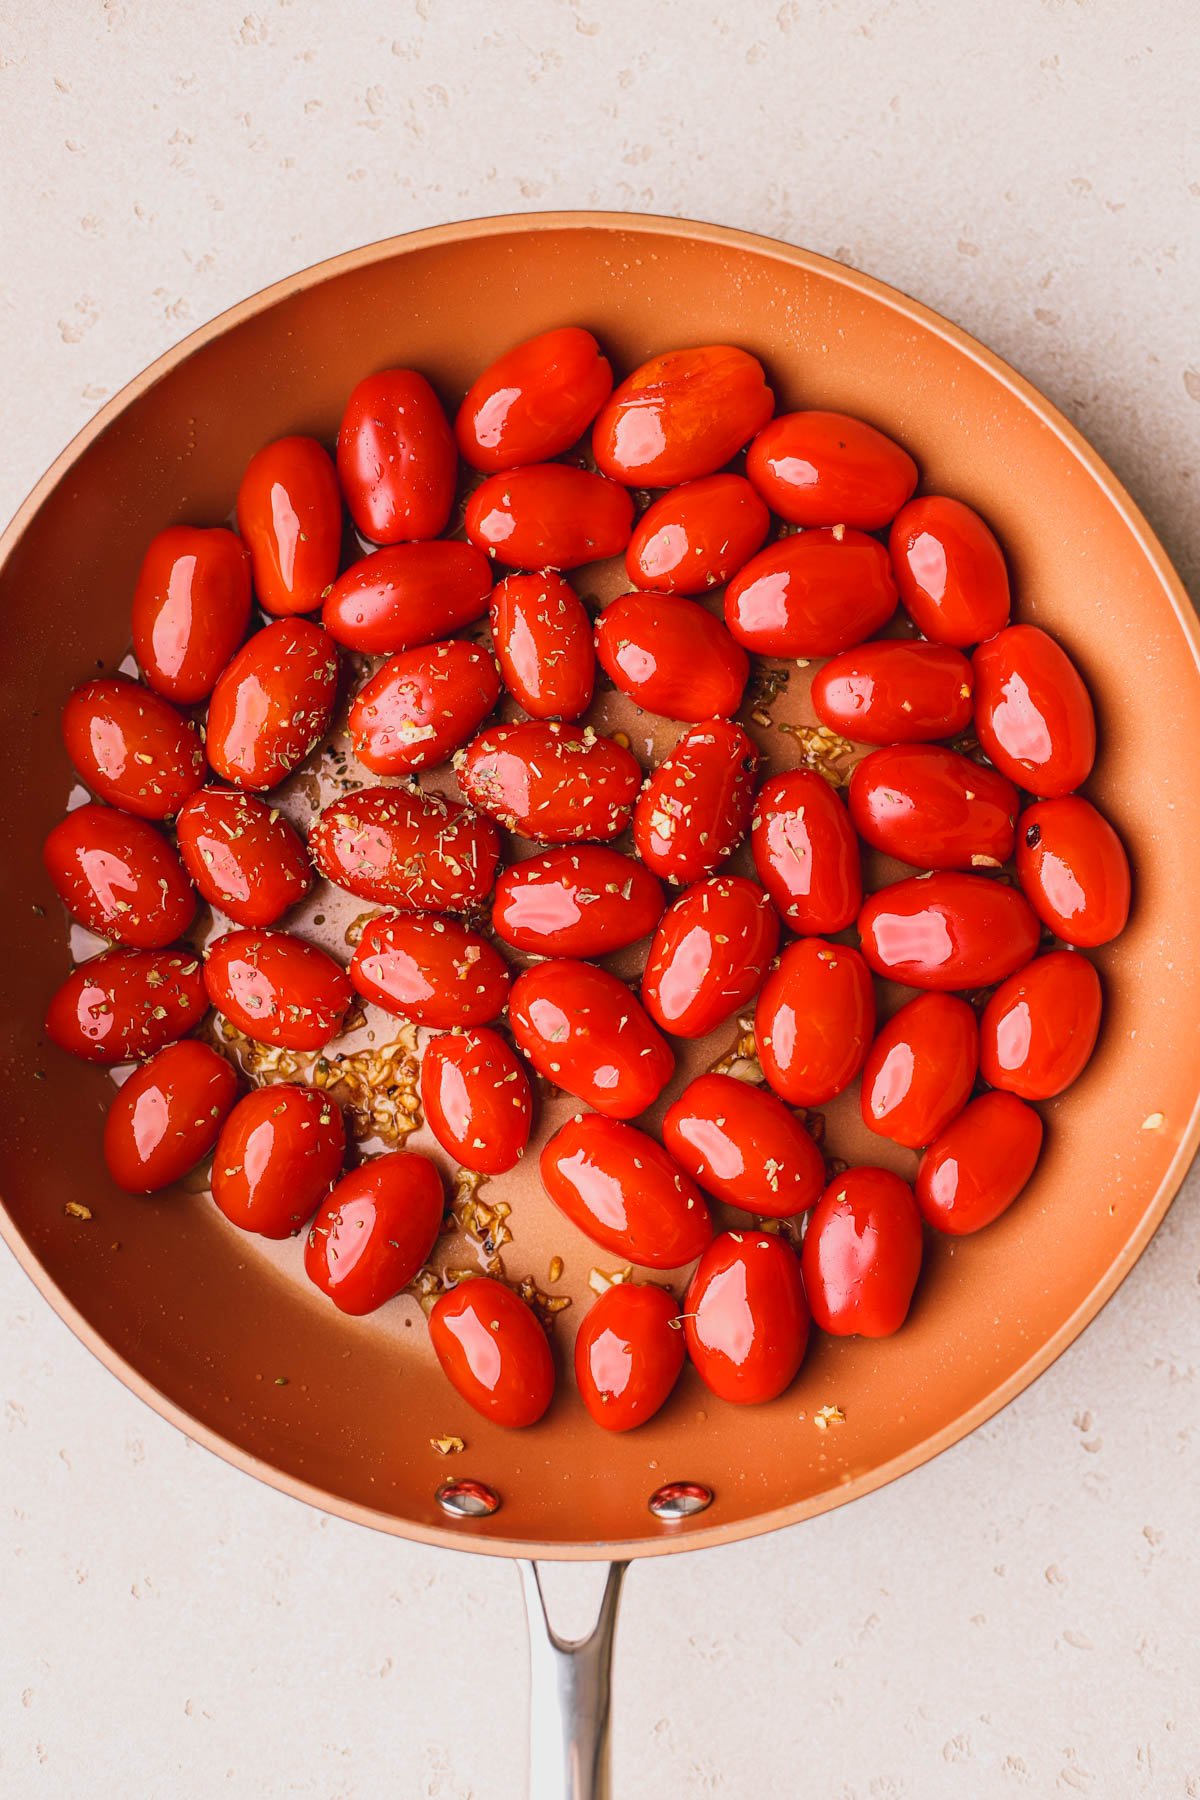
[458, 722, 641, 843]
[103, 1039, 238, 1194]
[858, 872, 1041, 990]
[175, 788, 311, 927]
[979, 949, 1102, 1100]
[755, 937, 876, 1106]
[640, 875, 779, 1039]
[1015, 797, 1131, 948]
[916, 1091, 1043, 1235]
[890, 495, 1010, 646]
[509, 960, 674, 1119]
[45, 948, 206, 1064]
[751, 770, 861, 933]
[801, 1167, 923, 1337]
[309, 786, 500, 913]
[811, 640, 974, 745]
[624, 474, 770, 595]
[848, 745, 1018, 871]
[492, 846, 664, 958]
[337, 368, 456, 544]
[321, 541, 493, 654]
[305, 1151, 444, 1315]
[633, 721, 758, 886]
[456, 326, 613, 471]
[972, 625, 1096, 798]
[574, 1283, 684, 1432]
[350, 913, 510, 1028]
[420, 1028, 532, 1176]
[860, 992, 978, 1148]
[594, 592, 749, 722]
[204, 929, 351, 1050]
[428, 1277, 554, 1428]
[746, 410, 917, 529]
[489, 572, 595, 720]
[43, 803, 196, 947]
[683, 1230, 809, 1405]
[235, 435, 342, 616]
[724, 530, 897, 658]
[131, 525, 251, 703]
[348, 640, 501, 775]
[62, 677, 205, 820]
[206, 618, 339, 790]
[592, 345, 774, 486]
[465, 463, 634, 571]
[539, 1113, 711, 1268]
[211, 1083, 346, 1238]
[663, 1072, 825, 1217]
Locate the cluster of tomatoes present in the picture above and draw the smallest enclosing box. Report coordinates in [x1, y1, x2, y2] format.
[41, 326, 1131, 1434]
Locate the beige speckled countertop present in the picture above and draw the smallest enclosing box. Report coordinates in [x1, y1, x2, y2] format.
[2, 4, 1198, 1796]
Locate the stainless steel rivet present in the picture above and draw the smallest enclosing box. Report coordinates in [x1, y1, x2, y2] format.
[648, 1480, 713, 1521]
[436, 1477, 501, 1519]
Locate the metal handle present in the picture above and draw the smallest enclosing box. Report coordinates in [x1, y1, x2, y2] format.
[519, 1559, 628, 1800]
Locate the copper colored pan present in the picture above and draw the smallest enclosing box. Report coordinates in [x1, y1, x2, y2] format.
[2, 214, 1199, 1797]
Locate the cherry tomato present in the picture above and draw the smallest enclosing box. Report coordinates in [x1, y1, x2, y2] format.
[633, 721, 758, 887]
[972, 624, 1096, 798]
[204, 929, 351, 1050]
[465, 463, 634, 571]
[337, 368, 456, 544]
[916, 1091, 1043, 1236]
[131, 525, 251, 703]
[43, 803, 196, 947]
[594, 591, 749, 722]
[321, 541, 493, 654]
[421, 1028, 532, 1175]
[62, 676, 205, 820]
[175, 788, 311, 927]
[305, 1151, 444, 1315]
[848, 745, 1018, 871]
[509, 960, 674, 1119]
[811, 640, 974, 746]
[539, 1113, 711, 1268]
[683, 1230, 809, 1405]
[746, 410, 917, 529]
[755, 937, 876, 1106]
[489, 572, 595, 720]
[751, 770, 861, 933]
[102, 1039, 238, 1194]
[724, 529, 897, 658]
[979, 949, 1102, 1100]
[456, 326, 613, 471]
[211, 1083, 346, 1238]
[206, 618, 339, 790]
[428, 1277, 554, 1428]
[889, 495, 1010, 646]
[1015, 797, 1131, 948]
[235, 435, 342, 616]
[858, 872, 1041, 990]
[492, 846, 664, 958]
[45, 948, 206, 1064]
[860, 992, 978, 1148]
[641, 875, 778, 1039]
[348, 640, 501, 775]
[574, 1283, 684, 1432]
[624, 474, 770, 595]
[801, 1167, 923, 1337]
[309, 786, 500, 913]
[350, 913, 510, 1028]
[458, 722, 641, 843]
[592, 345, 774, 486]
[663, 1072, 825, 1217]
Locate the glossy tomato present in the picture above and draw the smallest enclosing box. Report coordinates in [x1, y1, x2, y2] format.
[350, 913, 510, 1028]
[43, 803, 196, 947]
[489, 572, 595, 721]
[1016, 797, 1131, 947]
[860, 992, 978, 1148]
[492, 846, 664, 958]
[321, 540, 493, 653]
[972, 624, 1096, 798]
[640, 874, 778, 1038]
[683, 1230, 809, 1405]
[337, 368, 456, 544]
[212, 1083, 346, 1238]
[465, 463, 634, 571]
[428, 1278, 554, 1428]
[457, 721, 641, 843]
[889, 495, 1010, 646]
[348, 640, 501, 775]
[592, 345, 774, 486]
[205, 618, 339, 790]
[746, 410, 917, 529]
[103, 1039, 238, 1194]
[858, 872, 1041, 990]
[175, 788, 311, 927]
[63, 676, 205, 820]
[755, 937, 876, 1106]
[663, 1072, 825, 1217]
[305, 1151, 444, 1314]
[509, 960, 673, 1119]
[574, 1283, 684, 1432]
[624, 474, 770, 595]
[848, 745, 1018, 871]
[979, 949, 1102, 1100]
[420, 1028, 533, 1175]
[751, 770, 861, 933]
[801, 1167, 923, 1336]
[456, 326, 613, 471]
[539, 1112, 711, 1268]
[811, 639, 974, 745]
[916, 1091, 1043, 1235]
[131, 525, 251, 703]
[632, 721, 758, 886]
[204, 929, 351, 1050]
[45, 947, 206, 1064]
[309, 785, 499, 913]
[235, 435, 342, 616]
[594, 591, 748, 722]
[724, 529, 897, 658]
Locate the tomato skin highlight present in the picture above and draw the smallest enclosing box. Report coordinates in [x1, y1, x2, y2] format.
[103, 1039, 238, 1194]
[683, 1230, 810, 1405]
[972, 624, 1096, 798]
[663, 1072, 825, 1217]
[204, 929, 351, 1051]
[429, 1277, 554, 1428]
[1015, 797, 1131, 948]
[236, 435, 342, 616]
[205, 618, 340, 791]
[633, 721, 758, 887]
[305, 1151, 444, 1315]
[46, 948, 207, 1064]
[465, 463, 634, 571]
[421, 1028, 533, 1175]
[858, 872, 1041, 990]
[724, 529, 897, 658]
[801, 1167, 923, 1337]
[979, 949, 1102, 1100]
[337, 368, 456, 544]
[489, 571, 595, 721]
[625, 474, 769, 596]
[211, 1083, 346, 1238]
[492, 846, 664, 958]
[916, 1090, 1043, 1235]
[309, 786, 499, 914]
[755, 937, 876, 1106]
[594, 591, 749, 722]
[811, 640, 974, 745]
[132, 525, 252, 703]
[848, 745, 1018, 871]
[63, 676, 206, 820]
[43, 803, 196, 947]
[458, 721, 641, 843]
[350, 913, 510, 1029]
[456, 326, 613, 472]
[349, 640, 501, 775]
[860, 992, 978, 1149]
[574, 1284, 684, 1432]
[640, 875, 779, 1039]
[890, 495, 1011, 646]
[746, 410, 917, 529]
[751, 769, 862, 933]
[540, 1113, 712, 1269]
[592, 345, 774, 487]
[510, 959, 674, 1120]
[321, 540, 493, 654]
[176, 789, 311, 928]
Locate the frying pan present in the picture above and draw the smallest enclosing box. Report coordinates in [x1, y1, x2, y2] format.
[2, 213, 1199, 1799]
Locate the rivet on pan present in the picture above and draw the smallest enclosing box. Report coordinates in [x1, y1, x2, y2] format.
[436, 1477, 501, 1520]
[648, 1481, 713, 1521]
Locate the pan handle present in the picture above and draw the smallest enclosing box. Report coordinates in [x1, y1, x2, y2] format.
[518, 1559, 628, 1800]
